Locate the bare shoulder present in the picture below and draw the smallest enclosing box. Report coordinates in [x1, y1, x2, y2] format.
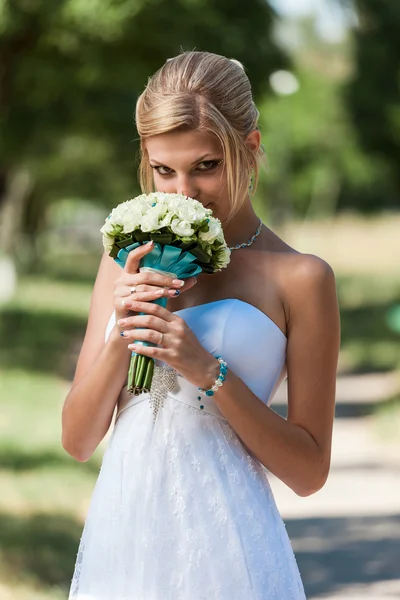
[277, 250, 337, 328]
[282, 251, 336, 292]
[278, 251, 339, 336]
[260, 224, 337, 315]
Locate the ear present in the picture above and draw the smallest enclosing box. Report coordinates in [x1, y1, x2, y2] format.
[245, 130, 261, 155]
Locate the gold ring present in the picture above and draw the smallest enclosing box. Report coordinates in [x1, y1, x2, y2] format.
[158, 332, 164, 346]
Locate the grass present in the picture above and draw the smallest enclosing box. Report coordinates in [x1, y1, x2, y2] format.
[0, 277, 92, 379]
[9, 277, 93, 318]
[0, 369, 103, 598]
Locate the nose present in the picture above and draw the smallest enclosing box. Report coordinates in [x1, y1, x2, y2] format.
[176, 174, 199, 200]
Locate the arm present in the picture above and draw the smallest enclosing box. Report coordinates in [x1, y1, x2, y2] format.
[61, 252, 131, 462]
[62, 243, 197, 462]
[114, 253, 340, 495]
[210, 255, 340, 496]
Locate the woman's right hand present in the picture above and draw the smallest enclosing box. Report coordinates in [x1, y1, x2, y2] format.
[113, 240, 197, 324]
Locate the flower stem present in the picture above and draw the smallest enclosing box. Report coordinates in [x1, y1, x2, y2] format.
[143, 358, 154, 391]
[127, 353, 139, 393]
[136, 354, 147, 389]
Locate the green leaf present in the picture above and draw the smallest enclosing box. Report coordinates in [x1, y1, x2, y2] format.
[115, 237, 134, 249]
[189, 246, 212, 263]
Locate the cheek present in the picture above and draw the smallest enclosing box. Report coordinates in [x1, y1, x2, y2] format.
[153, 175, 174, 193]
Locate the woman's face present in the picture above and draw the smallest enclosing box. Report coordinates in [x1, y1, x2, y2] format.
[144, 129, 229, 220]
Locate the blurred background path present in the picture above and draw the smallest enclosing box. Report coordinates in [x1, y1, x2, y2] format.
[270, 371, 400, 599]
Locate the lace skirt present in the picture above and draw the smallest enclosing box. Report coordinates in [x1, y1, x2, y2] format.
[68, 387, 306, 600]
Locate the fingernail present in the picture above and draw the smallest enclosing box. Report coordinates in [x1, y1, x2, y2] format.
[172, 279, 185, 287]
[145, 240, 154, 247]
[173, 289, 180, 297]
[120, 331, 125, 337]
[193, 277, 198, 284]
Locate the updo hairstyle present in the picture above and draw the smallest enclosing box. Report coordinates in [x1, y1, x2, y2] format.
[135, 51, 263, 222]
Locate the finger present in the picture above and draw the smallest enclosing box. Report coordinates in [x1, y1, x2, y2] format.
[179, 276, 198, 293]
[124, 240, 154, 274]
[123, 286, 188, 300]
[118, 314, 167, 333]
[120, 327, 166, 346]
[118, 272, 185, 290]
[116, 285, 164, 300]
[119, 300, 174, 322]
[126, 342, 164, 359]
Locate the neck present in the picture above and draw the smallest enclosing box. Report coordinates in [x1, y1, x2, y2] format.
[223, 199, 261, 249]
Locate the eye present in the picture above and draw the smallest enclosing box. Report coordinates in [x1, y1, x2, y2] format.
[150, 159, 223, 177]
[151, 165, 172, 176]
[196, 160, 222, 171]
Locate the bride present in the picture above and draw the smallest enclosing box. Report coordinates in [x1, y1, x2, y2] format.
[63, 50, 340, 599]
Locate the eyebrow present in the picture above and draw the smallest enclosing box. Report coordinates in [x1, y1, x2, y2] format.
[149, 154, 220, 166]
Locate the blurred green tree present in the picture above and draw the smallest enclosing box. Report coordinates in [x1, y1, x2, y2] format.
[344, 0, 400, 205]
[255, 13, 398, 225]
[0, 0, 287, 261]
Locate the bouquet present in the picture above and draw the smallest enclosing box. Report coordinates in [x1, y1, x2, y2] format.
[100, 192, 231, 394]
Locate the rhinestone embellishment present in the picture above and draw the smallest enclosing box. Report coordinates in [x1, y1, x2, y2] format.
[228, 218, 262, 252]
[149, 364, 178, 421]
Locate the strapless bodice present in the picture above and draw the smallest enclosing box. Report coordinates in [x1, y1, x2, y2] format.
[105, 298, 287, 407]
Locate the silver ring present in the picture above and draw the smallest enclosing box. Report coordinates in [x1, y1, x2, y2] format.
[130, 286, 137, 294]
[158, 332, 164, 346]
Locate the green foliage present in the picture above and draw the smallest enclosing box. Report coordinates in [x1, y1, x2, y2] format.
[0, 0, 286, 210]
[337, 274, 400, 373]
[345, 0, 400, 202]
[255, 15, 398, 221]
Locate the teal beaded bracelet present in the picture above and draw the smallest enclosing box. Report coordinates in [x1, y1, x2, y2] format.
[198, 356, 228, 397]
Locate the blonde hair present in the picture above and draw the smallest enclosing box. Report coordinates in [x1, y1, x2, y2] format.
[135, 51, 263, 222]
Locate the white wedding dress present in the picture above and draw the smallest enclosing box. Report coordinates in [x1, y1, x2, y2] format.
[69, 298, 306, 599]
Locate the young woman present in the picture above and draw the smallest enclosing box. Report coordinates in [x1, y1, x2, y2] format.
[64, 51, 340, 599]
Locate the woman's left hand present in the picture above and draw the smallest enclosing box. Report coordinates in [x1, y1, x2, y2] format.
[117, 300, 219, 390]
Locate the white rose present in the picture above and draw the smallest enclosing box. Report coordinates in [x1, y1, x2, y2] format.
[199, 219, 222, 243]
[195, 206, 210, 220]
[100, 218, 115, 236]
[159, 212, 173, 228]
[139, 196, 156, 213]
[122, 208, 143, 234]
[170, 218, 194, 237]
[214, 245, 231, 270]
[216, 228, 225, 243]
[176, 202, 200, 224]
[141, 204, 167, 231]
[154, 192, 169, 204]
[102, 232, 115, 253]
[110, 201, 131, 223]
[166, 195, 186, 215]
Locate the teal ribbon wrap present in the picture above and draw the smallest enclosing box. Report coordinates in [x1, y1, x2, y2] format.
[115, 242, 203, 356]
[115, 242, 203, 278]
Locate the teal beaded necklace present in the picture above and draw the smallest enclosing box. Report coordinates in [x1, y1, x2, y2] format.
[228, 218, 262, 251]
